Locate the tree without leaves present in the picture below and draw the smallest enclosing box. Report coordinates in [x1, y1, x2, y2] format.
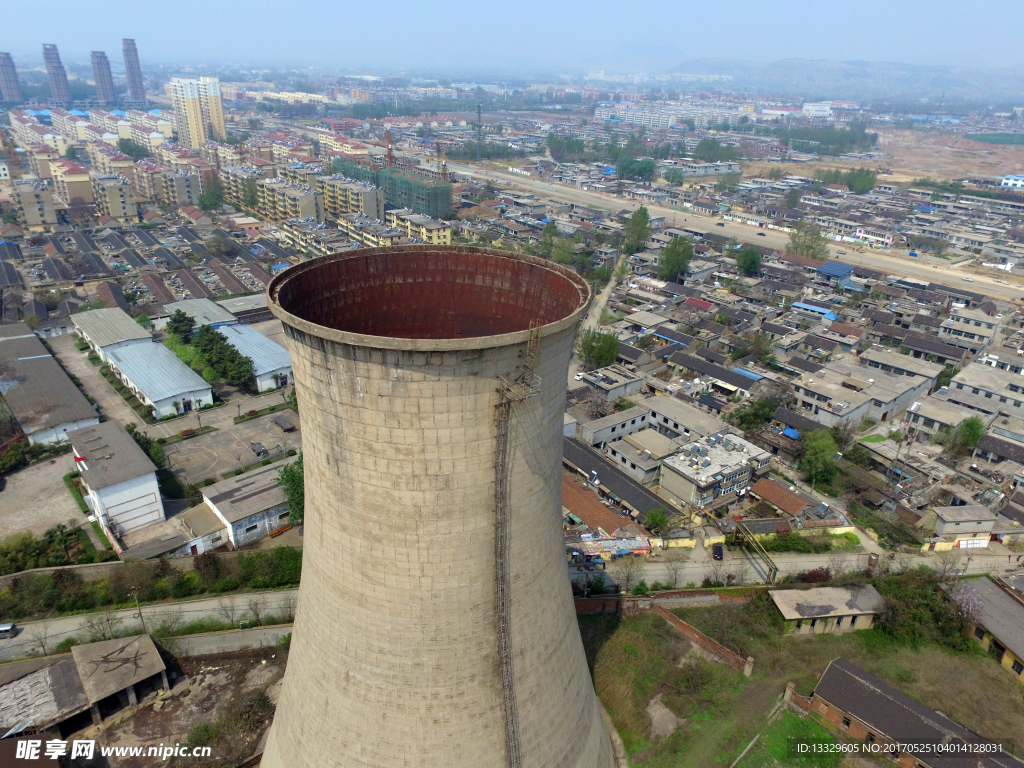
[657, 236, 693, 282]
[611, 555, 642, 593]
[786, 221, 831, 261]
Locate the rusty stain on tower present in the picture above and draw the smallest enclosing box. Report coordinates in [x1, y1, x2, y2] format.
[261, 245, 612, 768]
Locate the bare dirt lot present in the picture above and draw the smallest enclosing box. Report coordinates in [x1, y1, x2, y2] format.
[0, 456, 85, 537]
[84, 647, 286, 768]
[876, 129, 1024, 182]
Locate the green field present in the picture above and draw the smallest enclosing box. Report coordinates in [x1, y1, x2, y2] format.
[581, 595, 1024, 767]
[965, 133, 1024, 145]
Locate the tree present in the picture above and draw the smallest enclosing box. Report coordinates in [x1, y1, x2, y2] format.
[786, 221, 831, 261]
[623, 206, 652, 255]
[539, 222, 558, 258]
[729, 398, 778, 431]
[615, 258, 631, 283]
[65, 147, 77, 161]
[198, 175, 225, 212]
[736, 248, 762, 276]
[844, 443, 872, 467]
[616, 157, 656, 181]
[551, 237, 575, 266]
[664, 168, 687, 185]
[644, 508, 670, 534]
[166, 309, 195, 343]
[279, 452, 304, 525]
[801, 429, 839, 487]
[657, 236, 693, 282]
[715, 173, 741, 193]
[579, 329, 619, 371]
[785, 188, 801, 208]
[957, 416, 985, 449]
[241, 176, 258, 208]
[117, 139, 150, 161]
[611, 555, 642, 593]
[691, 138, 739, 163]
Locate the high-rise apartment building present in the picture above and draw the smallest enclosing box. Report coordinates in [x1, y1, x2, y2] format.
[122, 39, 145, 102]
[91, 52, 116, 104]
[42, 44, 71, 106]
[0, 53, 23, 103]
[167, 77, 226, 149]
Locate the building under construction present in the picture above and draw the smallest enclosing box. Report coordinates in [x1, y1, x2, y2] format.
[334, 159, 452, 218]
[262, 246, 613, 768]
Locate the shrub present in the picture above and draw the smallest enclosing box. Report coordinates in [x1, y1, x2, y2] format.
[211, 577, 241, 593]
[179, 429, 197, 438]
[247, 410, 259, 418]
[631, 580, 649, 595]
[170, 571, 201, 599]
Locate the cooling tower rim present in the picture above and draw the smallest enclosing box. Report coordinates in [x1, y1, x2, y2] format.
[267, 244, 593, 351]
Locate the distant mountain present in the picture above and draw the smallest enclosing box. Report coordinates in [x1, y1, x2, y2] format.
[668, 58, 1024, 103]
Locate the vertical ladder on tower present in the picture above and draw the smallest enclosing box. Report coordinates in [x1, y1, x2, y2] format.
[493, 321, 542, 768]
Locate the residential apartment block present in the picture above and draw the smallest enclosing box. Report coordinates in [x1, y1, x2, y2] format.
[167, 77, 226, 149]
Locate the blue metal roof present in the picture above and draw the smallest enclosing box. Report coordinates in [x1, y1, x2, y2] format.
[793, 302, 832, 315]
[734, 368, 763, 381]
[816, 261, 854, 278]
[782, 427, 801, 439]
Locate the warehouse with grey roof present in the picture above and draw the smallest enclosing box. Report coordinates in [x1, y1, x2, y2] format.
[105, 343, 212, 419]
[71, 306, 152, 362]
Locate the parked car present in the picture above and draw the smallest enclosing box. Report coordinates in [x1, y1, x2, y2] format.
[574, 372, 584, 381]
[712, 544, 724, 560]
[836, 248, 846, 254]
[756, 232, 766, 237]
[0, 622, 16, 639]
[716, 222, 725, 227]
[962, 277, 974, 282]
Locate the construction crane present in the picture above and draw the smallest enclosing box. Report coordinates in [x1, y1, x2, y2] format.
[435, 140, 447, 181]
[476, 103, 483, 162]
[1, 129, 20, 180]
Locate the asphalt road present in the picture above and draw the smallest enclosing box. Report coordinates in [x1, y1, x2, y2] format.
[572, 543, 1024, 590]
[446, 160, 1024, 305]
[0, 588, 299, 662]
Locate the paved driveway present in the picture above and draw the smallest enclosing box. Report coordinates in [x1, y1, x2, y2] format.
[163, 411, 302, 484]
[0, 456, 85, 537]
[49, 334, 138, 427]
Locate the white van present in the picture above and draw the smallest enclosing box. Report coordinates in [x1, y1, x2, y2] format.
[0, 622, 15, 639]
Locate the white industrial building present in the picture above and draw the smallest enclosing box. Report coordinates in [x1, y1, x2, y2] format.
[204, 459, 295, 548]
[164, 297, 238, 328]
[68, 422, 165, 537]
[217, 324, 292, 392]
[72, 307, 152, 362]
[105, 343, 213, 418]
[0, 324, 99, 444]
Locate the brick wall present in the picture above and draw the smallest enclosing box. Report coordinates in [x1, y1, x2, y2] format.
[652, 605, 752, 675]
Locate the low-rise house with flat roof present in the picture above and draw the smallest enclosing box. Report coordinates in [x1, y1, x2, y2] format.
[0, 324, 99, 444]
[216, 324, 292, 392]
[749, 477, 814, 517]
[216, 294, 272, 324]
[660, 432, 771, 512]
[926, 504, 997, 549]
[203, 459, 296, 547]
[578, 364, 645, 401]
[605, 428, 679, 486]
[642, 394, 726, 440]
[68, 422, 164, 537]
[578, 406, 652, 449]
[772, 585, 882, 636]
[72, 307, 152, 362]
[106, 343, 213, 418]
[906, 398, 977, 442]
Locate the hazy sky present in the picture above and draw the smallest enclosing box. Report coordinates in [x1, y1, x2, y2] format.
[5, 0, 1023, 73]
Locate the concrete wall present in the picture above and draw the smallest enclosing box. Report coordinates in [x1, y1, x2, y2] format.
[255, 367, 292, 393]
[261, 249, 613, 768]
[148, 387, 213, 419]
[169, 623, 292, 656]
[27, 416, 99, 446]
[89, 472, 164, 535]
[228, 503, 290, 548]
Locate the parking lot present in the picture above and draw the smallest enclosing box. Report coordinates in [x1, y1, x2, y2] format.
[164, 410, 302, 484]
[0, 456, 86, 537]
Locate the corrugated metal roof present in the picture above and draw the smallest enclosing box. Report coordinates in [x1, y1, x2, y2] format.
[106, 343, 211, 403]
[72, 307, 151, 348]
[164, 297, 237, 326]
[815, 260, 854, 278]
[217, 324, 291, 376]
[0, 330, 97, 436]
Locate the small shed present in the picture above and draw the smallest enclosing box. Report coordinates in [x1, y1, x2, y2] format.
[771, 585, 883, 636]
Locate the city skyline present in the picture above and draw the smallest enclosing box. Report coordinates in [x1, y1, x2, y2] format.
[1, 0, 1023, 72]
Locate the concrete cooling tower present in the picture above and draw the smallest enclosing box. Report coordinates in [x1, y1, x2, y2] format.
[261, 246, 614, 768]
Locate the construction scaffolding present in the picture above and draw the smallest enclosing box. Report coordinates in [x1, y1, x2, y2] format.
[335, 160, 452, 218]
